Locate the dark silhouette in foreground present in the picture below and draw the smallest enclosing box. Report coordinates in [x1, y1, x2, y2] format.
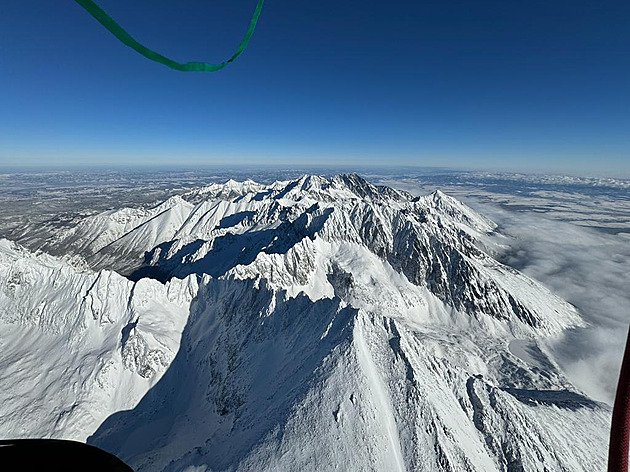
[0, 439, 133, 471]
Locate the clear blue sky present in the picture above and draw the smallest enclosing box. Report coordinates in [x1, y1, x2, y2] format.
[1, 0, 628, 175]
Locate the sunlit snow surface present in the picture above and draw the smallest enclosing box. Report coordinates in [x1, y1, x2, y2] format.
[0, 167, 627, 471]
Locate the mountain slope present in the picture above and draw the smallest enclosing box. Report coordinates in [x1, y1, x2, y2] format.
[89, 272, 608, 471]
[0, 239, 195, 440]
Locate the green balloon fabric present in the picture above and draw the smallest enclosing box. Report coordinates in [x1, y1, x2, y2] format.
[74, 0, 264, 72]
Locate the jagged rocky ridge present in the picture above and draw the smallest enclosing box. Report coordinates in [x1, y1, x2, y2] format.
[0, 174, 609, 471]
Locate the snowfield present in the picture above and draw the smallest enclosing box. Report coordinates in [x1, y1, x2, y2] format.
[0, 174, 610, 471]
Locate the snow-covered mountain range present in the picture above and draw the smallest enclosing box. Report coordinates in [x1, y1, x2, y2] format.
[0, 174, 609, 471]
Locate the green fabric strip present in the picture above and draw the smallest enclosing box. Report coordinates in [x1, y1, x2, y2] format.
[74, 0, 264, 72]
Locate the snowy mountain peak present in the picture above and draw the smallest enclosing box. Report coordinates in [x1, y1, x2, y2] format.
[184, 178, 265, 202]
[0, 174, 608, 472]
[38, 174, 580, 337]
[417, 188, 497, 233]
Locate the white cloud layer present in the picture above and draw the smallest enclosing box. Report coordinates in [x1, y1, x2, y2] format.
[482, 205, 630, 403]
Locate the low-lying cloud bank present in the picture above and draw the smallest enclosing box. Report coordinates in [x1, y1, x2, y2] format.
[483, 205, 630, 404]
